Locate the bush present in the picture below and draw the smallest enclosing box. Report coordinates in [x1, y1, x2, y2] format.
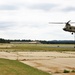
[63, 69, 70, 73]
[71, 70, 75, 73]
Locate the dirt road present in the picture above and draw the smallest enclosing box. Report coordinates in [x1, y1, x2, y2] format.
[0, 51, 75, 75]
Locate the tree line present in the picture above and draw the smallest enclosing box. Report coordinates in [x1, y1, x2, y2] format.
[0, 38, 75, 44]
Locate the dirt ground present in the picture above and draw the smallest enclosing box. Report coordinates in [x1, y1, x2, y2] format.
[0, 51, 75, 75]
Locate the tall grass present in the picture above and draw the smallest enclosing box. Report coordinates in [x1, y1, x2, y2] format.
[0, 58, 51, 75]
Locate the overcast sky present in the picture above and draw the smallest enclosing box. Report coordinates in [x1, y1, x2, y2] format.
[0, 0, 75, 40]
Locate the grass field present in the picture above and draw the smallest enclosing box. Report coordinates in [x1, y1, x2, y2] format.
[0, 43, 75, 52]
[0, 43, 75, 75]
[0, 58, 50, 75]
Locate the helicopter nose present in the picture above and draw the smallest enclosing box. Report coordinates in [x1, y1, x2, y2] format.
[63, 28, 66, 31]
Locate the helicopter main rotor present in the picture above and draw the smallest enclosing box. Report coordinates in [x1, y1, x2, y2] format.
[49, 20, 75, 24]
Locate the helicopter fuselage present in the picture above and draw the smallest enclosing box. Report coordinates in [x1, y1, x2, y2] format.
[63, 25, 75, 32]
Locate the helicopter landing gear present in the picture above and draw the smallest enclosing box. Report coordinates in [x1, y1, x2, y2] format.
[71, 32, 73, 35]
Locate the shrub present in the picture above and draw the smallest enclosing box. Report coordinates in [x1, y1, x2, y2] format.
[71, 70, 75, 73]
[63, 69, 70, 73]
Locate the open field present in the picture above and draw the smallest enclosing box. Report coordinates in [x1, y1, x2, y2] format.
[0, 43, 75, 51]
[0, 51, 75, 75]
[0, 43, 75, 75]
[0, 58, 50, 75]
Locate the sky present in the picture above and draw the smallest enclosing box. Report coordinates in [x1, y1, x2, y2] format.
[0, 0, 75, 40]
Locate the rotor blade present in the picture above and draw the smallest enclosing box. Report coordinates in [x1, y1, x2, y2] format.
[49, 22, 65, 24]
[70, 22, 75, 24]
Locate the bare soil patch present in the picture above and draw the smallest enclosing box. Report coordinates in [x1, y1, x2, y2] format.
[0, 51, 75, 75]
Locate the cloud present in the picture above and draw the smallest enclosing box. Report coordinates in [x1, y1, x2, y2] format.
[62, 7, 75, 12]
[27, 3, 58, 11]
[0, 5, 18, 10]
[0, 22, 16, 30]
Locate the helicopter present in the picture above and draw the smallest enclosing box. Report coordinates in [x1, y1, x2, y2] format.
[49, 20, 75, 35]
[49, 20, 75, 48]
